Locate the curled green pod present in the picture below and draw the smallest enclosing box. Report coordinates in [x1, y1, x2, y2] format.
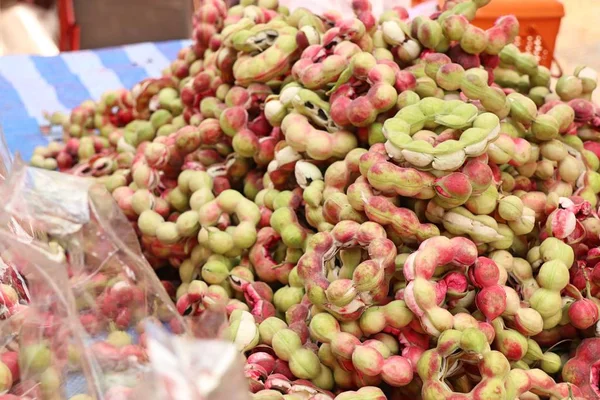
[507, 92, 537, 126]
[270, 207, 307, 249]
[531, 114, 559, 141]
[198, 190, 261, 254]
[383, 98, 499, 171]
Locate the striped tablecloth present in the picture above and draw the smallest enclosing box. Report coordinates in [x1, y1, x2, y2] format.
[0, 39, 192, 161]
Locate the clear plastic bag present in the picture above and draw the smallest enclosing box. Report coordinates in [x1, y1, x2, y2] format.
[0, 160, 190, 399]
[0, 228, 89, 399]
[0, 131, 38, 240]
[0, 129, 32, 357]
[131, 319, 250, 400]
[0, 254, 30, 332]
[0, 126, 13, 182]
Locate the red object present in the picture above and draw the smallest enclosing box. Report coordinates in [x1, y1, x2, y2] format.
[57, 0, 79, 51]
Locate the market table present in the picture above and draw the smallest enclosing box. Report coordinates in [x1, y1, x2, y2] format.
[0, 39, 191, 162]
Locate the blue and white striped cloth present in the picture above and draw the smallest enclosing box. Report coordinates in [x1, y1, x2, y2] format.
[0, 40, 192, 161]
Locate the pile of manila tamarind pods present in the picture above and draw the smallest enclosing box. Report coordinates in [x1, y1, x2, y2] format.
[17, 0, 600, 398]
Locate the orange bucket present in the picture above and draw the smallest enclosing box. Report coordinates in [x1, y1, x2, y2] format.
[410, 0, 565, 68]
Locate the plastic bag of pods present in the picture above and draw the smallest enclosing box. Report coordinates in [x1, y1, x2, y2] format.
[0, 161, 194, 399]
[0, 129, 32, 361]
[0, 228, 85, 399]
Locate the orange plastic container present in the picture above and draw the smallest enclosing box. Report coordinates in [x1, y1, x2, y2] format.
[410, 0, 565, 68]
